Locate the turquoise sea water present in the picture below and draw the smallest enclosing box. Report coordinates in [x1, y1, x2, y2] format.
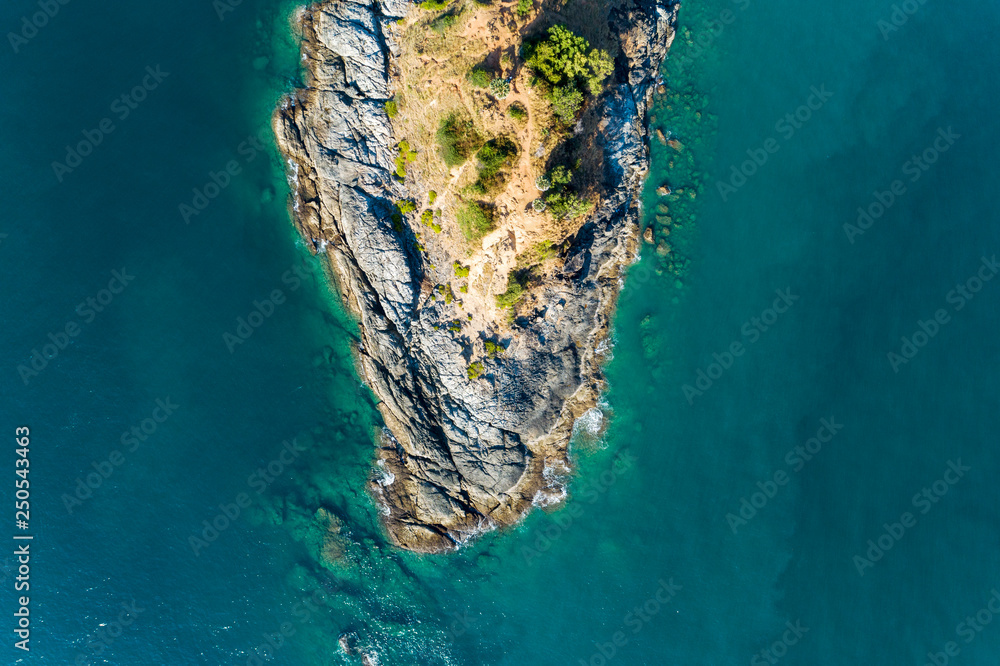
[3, 0, 1000, 663]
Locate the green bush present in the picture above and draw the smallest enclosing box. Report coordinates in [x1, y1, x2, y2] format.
[523, 25, 613, 123]
[484, 340, 506, 358]
[394, 139, 417, 179]
[549, 85, 584, 124]
[429, 190, 438, 204]
[397, 199, 417, 214]
[467, 67, 492, 88]
[473, 136, 518, 194]
[508, 103, 528, 121]
[495, 269, 530, 309]
[467, 361, 485, 379]
[532, 198, 547, 212]
[421, 209, 442, 233]
[524, 25, 612, 91]
[437, 114, 484, 167]
[419, 0, 450, 9]
[549, 165, 572, 186]
[457, 201, 495, 242]
[385, 98, 399, 118]
[546, 192, 592, 220]
[520, 240, 558, 266]
[453, 261, 470, 277]
[430, 10, 459, 33]
[516, 0, 532, 16]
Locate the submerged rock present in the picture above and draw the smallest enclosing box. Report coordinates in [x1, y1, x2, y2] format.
[274, 0, 678, 552]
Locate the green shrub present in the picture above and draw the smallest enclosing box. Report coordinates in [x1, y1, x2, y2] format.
[429, 190, 438, 204]
[549, 85, 584, 124]
[459, 284, 468, 293]
[484, 340, 506, 357]
[495, 269, 532, 309]
[385, 98, 399, 118]
[436, 283, 456, 304]
[421, 209, 442, 232]
[524, 25, 612, 91]
[457, 201, 495, 242]
[394, 139, 417, 179]
[520, 240, 558, 266]
[523, 25, 613, 122]
[472, 136, 518, 195]
[508, 102, 528, 121]
[546, 192, 592, 220]
[453, 261, 470, 278]
[489, 78, 511, 100]
[467, 361, 485, 379]
[532, 198, 547, 212]
[467, 67, 492, 88]
[549, 165, 572, 186]
[419, 0, 449, 9]
[397, 199, 417, 215]
[430, 10, 459, 33]
[535, 174, 551, 191]
[437, 114, 484, 167]
[516, 0, 532, 16]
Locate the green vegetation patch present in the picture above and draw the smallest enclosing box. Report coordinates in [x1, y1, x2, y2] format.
[394, 139, 417, 179]
[385, 98, 399, 119]
[524, 25, 613, 124]
[429, 8, 460, 34]
[457, 201, 495, 242]
[467, 361, 485, 379]
[545, 192, 592, 220]
[472, 136, 518, 195]
[453, 261, 470, 278]
[418, 0, 450, 9]
[437, 114, 484, 168]
[508, 102, 528, 121]
[467, 67, 492, 88]
[495, 269, 531, 309]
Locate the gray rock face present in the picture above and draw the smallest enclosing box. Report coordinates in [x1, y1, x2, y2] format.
[274, 0, 678, 552]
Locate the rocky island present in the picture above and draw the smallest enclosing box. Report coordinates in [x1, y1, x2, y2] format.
[274, 0, 677, 552]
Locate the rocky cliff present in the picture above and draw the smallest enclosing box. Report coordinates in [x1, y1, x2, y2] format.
[274, 0, 678, 552]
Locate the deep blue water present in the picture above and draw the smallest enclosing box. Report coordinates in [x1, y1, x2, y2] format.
[2, 0, 999, 663]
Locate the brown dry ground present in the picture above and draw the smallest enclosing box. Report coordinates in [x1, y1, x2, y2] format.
[387, 0, 619, 331]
